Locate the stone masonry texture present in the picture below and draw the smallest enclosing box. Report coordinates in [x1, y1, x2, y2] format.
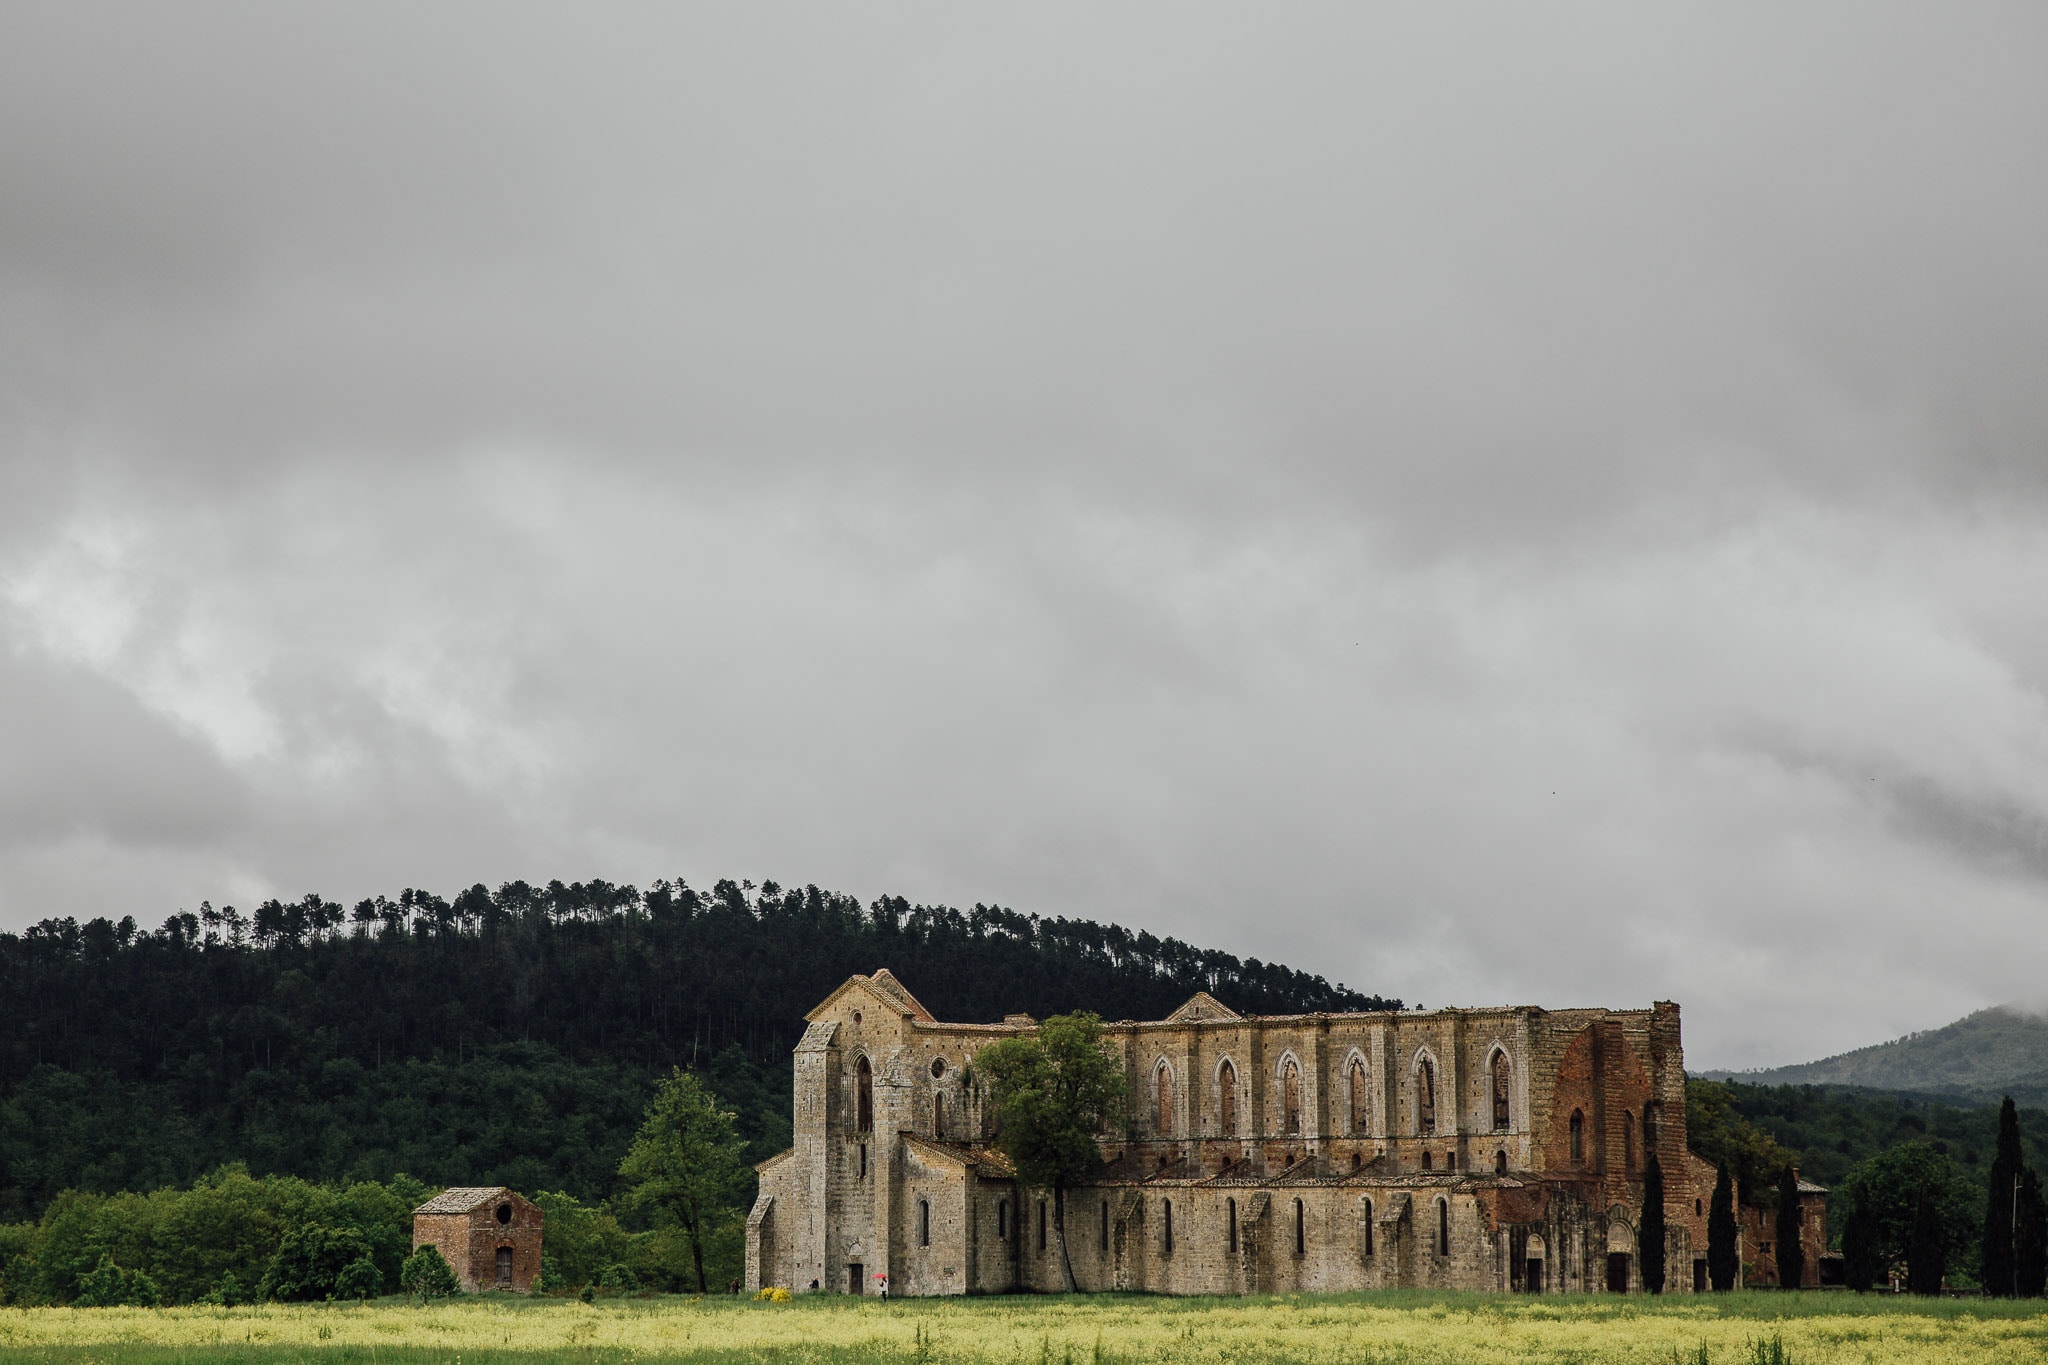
[747, 971, 1706, 1296]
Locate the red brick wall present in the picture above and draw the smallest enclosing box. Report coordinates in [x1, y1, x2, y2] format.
[413, 1194, 544, 1293]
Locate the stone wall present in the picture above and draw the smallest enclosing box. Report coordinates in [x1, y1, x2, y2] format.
[745, 972, 1700, 1298]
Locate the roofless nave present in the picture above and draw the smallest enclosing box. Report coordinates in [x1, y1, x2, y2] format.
[747, 970, 1808, 1296]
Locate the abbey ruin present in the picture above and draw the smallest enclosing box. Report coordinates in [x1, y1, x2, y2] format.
[746, 970, 1724, 1295]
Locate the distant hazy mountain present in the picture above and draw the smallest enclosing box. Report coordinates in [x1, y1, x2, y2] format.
[1707, 1006, 2048, 1106]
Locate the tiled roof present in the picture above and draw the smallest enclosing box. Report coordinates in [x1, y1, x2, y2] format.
[901, 1133, 1015, 1176]
[867, 969, 936, 1022]
[414, 1186, 510, 1215]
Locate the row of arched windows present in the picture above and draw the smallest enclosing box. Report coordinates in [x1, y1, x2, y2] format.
[1142, 1047, 1515, 1138]
[1028, 1194, 1450, 1261]
[852, 1043, 1518, 1148]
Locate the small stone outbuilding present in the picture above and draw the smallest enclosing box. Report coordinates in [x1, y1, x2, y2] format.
[413, 1187, 544, 1293]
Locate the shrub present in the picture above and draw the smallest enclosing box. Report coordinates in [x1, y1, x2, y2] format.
[596, 1262, 641, 1295]
[754, 1285, 792, 1301]
[399, 1244, 460, 1301]
[534, 1255, 569, 1294]
[198, 1271, 247, 1306]
[73, 1254, 159, 1307]
[261, 1223, 374, 1302]
[334, 1255, 382, 1301]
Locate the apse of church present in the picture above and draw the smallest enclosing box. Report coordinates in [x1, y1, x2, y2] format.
[747, 970, 1700, 1296]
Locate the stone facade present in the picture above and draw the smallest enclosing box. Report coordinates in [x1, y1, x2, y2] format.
[747, 970, 1711, 1296]
[413, 1187, 544, 1293]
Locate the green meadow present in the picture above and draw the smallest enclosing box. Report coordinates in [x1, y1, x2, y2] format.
[3, 1290, 2046, 1365]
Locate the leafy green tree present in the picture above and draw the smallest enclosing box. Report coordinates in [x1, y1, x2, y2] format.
[1707, 1163, 1738, 1291]
[616, 1069, 750, 1294]
[1773, 1166, 1802, 1289]
[1686, 1080, 1794, 1207]
[530, 1192, 631, 1292]
[1984, 1096, 2024, 1296]
[1839, 1141, 1980, 1293]
[974, 1011, 1131, 1292]
[1639, 1150, 1666, 1293]
[399, 1244, 459, 1300]
[260, 1223, 371, 1302]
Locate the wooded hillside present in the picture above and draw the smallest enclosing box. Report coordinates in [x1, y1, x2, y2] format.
[0, 877, 1392, 1220]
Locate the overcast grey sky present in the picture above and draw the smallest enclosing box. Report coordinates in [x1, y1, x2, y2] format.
[4, 4, 2046, 1069]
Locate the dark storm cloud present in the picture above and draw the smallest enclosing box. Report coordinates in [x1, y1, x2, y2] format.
[4, 4, 2047, 1066]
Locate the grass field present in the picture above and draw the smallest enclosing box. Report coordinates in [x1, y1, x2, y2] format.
[2, 1291, 2045, 1365]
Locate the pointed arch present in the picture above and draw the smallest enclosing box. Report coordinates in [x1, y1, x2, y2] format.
[1215, 1056, 1239, 1136]
[1152, 1057, 1176, 1137]
[855, 1053, 874, 1134]
[1412, 1048, 1440, 1136]
[1488, 1045, 1513, 1132]
[1277, 1052, 1304, 1135]
[1343, 1048, 1371, 1136]
[1361, 1196, 1375, 1255]
[1436, 1197, 1450, 1256]
[1569, 1107, 1585, 1163]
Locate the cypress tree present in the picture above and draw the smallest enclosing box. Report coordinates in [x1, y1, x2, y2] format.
[1841, 1189, 1877, 1292]
[1983, 1096, 2023, 1297]
[1707, 1162, 1738, 1291]
[2017, 1165, 2047, 1298]
[1639, 1151, 1666, 1293]
[1908, 1191, 1946, 1296]
[1774, 1165, 1803, 1290]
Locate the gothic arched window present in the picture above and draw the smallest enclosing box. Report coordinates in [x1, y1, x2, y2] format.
[1218, 1059, 1238, 1135]
[1155, 1061, 1175, 1137]
[933, 1092, 945, 1138]
[1281, 1058, 1302, 1135]
[1491, 1051, 1512, 1132]
[856, 1055, 874, 1134]
[1569, 1108, 1585, 1163]
[1362, 1199, 1374, 1255]
[1416, 1056, 1437, 1136]
[1437, 1198, 1450, 1256]
[1348, 1056, 1369, 1135]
